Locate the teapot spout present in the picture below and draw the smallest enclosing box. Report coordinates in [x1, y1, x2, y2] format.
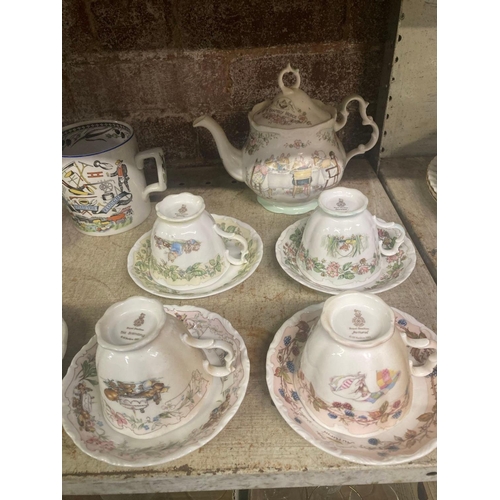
[193, 115, 244, 182]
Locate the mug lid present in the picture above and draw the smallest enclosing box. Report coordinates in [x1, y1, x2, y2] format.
[252, 64, 332, 129]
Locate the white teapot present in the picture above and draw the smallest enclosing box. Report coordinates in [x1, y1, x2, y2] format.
[194, 64, 379, 214]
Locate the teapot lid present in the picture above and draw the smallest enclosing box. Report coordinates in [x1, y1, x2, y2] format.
[252, 64, 332, 129]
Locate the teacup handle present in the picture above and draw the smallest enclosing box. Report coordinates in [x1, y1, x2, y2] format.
[374, 216, 406, 256]
[400, 332, 437, 377]
[135, 147, 168, 200]
[181, 333, 235, 377]
[213, 225, 249, 266]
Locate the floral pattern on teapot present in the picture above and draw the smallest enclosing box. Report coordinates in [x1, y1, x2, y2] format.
[245, 131, 280, 155]
[284, 140, 311, 149]
[254, 98, 313, 127]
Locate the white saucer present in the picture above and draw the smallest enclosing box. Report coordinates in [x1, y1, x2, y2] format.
[127, 215, 263, 299]
[62, 305, 250, 467]
[426, 156, 437, 200]
[266, 303, 437, 465]
[276, 218, 416, 294]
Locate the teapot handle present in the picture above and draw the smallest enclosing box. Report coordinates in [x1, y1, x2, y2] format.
[400, 332, 437, 377]
[334, 95, 379, 166]
[213, 225, 249, 266]
[181, 333, 235, 377]
[135, 147, 168, 200]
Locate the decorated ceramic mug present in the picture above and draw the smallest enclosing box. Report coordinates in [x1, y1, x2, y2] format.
[149, 193, 249, 290]
[296, 292, 437, 437]
[296, 187, 405, 288]
[95, 296, 235, 439]
[62, 120, 167, 235]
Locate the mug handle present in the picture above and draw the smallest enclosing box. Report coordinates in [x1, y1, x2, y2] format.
[181, 333, 235, 377]
[400, 332, 437, 377]
[374, 216, 406, 256]
[213, 225, 249, 266]
[135, 147, 167, 200]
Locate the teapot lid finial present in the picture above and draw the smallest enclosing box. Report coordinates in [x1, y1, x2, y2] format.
[252, 63, 332, 129]
[278, 63, 301, 96]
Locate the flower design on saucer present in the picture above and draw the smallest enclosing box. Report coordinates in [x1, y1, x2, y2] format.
[266, 303, 437, 465]
[276, 218, 416, 295]
[127, 215, 263, 299]
[62, 306, 250, 467]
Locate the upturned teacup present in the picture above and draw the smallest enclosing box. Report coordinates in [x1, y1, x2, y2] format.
[296, 187, 405, 288]
[295, 291, 437, 437]
[95, 296, 235, 439]
[149, 193, 248, 290]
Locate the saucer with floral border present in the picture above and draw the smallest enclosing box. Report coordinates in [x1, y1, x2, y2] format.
[266, 302, 437, 465]
[276, 218, 416, 295]
[127, 215, 263, 300]
[62, 305, 250, 467]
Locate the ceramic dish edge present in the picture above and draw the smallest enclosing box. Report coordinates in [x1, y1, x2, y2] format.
[265, 303, 437, 466]
[62, 305, 250, 467]
[127, 215, 263, 300]
[426, 157, 437, 200]
[275, 218, 417, 295]
[62, 318, 68, 359]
